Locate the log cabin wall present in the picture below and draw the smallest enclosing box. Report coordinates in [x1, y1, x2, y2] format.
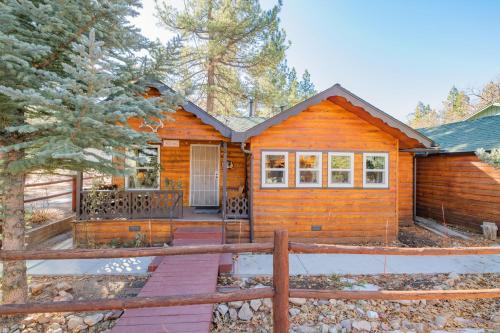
[398, 152, 415, 226]
[249, 100, 409, 244]
[416, 153, 500, 231]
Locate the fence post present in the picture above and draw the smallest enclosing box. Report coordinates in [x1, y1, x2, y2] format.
[273, 229, 289, 333]
[72, 176, 77, 212]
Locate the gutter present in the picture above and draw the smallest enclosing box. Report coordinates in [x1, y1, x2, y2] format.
[240, 142, 254, 242]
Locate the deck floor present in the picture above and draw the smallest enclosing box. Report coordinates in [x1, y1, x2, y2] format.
[111, 227, 222, 333]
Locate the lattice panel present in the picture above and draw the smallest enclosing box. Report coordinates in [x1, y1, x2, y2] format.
[80, 191, 130, 220]
[226, 195, 249, 219]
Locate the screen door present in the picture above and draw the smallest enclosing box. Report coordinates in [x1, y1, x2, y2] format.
[190, 144, 220, 206]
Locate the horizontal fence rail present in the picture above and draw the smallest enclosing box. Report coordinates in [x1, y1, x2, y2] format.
[1, 230, 499, 332]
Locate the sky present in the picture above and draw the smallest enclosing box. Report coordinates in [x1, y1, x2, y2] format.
[132, 0, 500, 121]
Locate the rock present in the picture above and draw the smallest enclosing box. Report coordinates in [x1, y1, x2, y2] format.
[395, 300, 412, 305]
[390, 319, 401, 330]
[289, 308, 301, 317]
[289, 297, 307, 306]
[328, 326, 338, 333]
[83, 313, 104, 326]
[454, 317, 472, 325]
[229, 308, 238, 321]
[340, 319, 352, 331]
[296, 325, 318, 333]
[448, 272, 459, 280]
[381, 323, 391, 330]
[444, 279, 455, 286]
[366, 310, 378, 319]
[21, 315, 37, 326]
[355, 307, 365, 315]
[491, 311, 500, 323]
[228, 301, 244, 309]
[30, 283, 47, 295]
[36, 314, 52, 324]
[104, 310, 123, 321]
[253, 283, 267, 289]
[434, 315, 448, 328]
[51, 329, 63, 333]
[237, 303, 253, 321]
[414, 322, 427, 333]
[352, 320, 371, 331]
[318, 300, 330, 306]
[53, 290, 73, 302]
[250, 299, 262, 311]
[402, 319, 414, 329]
[54, 281, 73, 292]
[217, 304, 229, 316]
[262, 298, 272, 309]
[370, 321, 379, 330]
[67, 316, 85, 331]
[320, 324, 330, 333]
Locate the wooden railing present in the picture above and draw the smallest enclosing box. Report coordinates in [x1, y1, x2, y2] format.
[78, 190, 183, 220]
[1, 230, 500, 333]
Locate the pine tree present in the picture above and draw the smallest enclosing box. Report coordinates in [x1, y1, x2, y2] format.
[297, 70, 316, 101]
[0, 0, 180, 304]
[442, 86, 472, 123]
[155, 0, 287, 115]
[407, 101, 439, 128]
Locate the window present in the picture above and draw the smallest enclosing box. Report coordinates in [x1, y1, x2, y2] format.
[328, 152, 354, 187]
[363, 152, 388, 188]
[126, 146, 160, 189]
[262, 151, 288, 187]
[296, 152, 322, 187]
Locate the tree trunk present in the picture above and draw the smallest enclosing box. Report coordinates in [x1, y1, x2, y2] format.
[1, 149, 27, 304]
[206, 0, 215, 115]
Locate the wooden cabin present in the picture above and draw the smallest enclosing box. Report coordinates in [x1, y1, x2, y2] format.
[417, 115, 500, 232]
[75, 81, 435, 245]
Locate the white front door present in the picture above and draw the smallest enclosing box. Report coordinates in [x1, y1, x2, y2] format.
[190, 144, 220, 206]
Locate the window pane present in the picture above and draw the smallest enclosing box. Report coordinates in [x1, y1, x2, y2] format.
[331, 171, 350, 184]
[299, 154, 318, 169]
[128, 168, 159, 189]
[366, 171, 384, 184]
[265, 155, 285, 169]
[299, 170, 319, 184]
[331, 155, 350, 169]
[265, 170, 285, 184]
[366, 156, 386, 169]
[136, 147, 158, 167]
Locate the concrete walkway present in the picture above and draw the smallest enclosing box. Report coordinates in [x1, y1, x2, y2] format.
[234, 253, 500, 277]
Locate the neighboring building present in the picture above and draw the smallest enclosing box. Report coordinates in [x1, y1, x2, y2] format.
[76, 80, 435, 244]
[417, 115, 500, 231]
[466, 103, 500, 121]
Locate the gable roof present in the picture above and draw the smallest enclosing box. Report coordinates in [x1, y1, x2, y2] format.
[142, 79, 233, 138]
[418, 115, 500, 153]
[216, 116, 267, 132]
[466, 103, 500, 121]
[231, 84, 435, 148]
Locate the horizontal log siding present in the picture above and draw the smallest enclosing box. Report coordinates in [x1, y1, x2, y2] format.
[250, 100, 403, 244]
[112, 140, 246, 207]
[73, 220, 250, 246]
[398, 152, 414, 226]
[416, 154, 500, 231]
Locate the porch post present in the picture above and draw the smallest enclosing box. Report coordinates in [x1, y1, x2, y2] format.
[222, 142, 228, 220]
[75, 171, 83, 220]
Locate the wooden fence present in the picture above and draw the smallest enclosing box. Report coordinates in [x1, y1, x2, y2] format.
[1, 230, 499, 333]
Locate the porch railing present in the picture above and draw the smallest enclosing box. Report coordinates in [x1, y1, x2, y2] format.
[79, 190, 183, 220]
[225, 194, 249, 219]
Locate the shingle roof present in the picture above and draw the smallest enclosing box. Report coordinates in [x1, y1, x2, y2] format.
[418, 115, 500, 153]
[215, 116, 267, 132]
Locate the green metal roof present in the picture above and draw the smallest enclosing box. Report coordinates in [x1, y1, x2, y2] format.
[418, 115, 500, 153]
[215, 116, 267, 132]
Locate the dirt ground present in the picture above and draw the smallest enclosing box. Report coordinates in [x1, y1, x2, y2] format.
[398, 225, 498, 247]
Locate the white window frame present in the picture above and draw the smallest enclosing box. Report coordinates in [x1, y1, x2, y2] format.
[363, 152, 389, 188]
[328, 152, 354, 188]
[125, 145, 161, 190]
[296, 152, 322, 188]
[261, 151, 288, 188]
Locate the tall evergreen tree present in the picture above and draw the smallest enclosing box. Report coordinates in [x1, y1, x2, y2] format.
[155, 0, 288, 115]
[442, 86, 472, 123]
[0, 0, 180, 304]
[407, 101, 439, 128]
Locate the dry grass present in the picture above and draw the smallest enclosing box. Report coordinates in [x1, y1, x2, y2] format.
[26, 208, 64, 225]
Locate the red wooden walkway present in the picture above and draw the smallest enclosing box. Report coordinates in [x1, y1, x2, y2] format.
[111, 227, 223, 333]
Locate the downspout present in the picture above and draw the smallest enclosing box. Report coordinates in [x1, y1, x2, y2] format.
[240, 141, 254, 242]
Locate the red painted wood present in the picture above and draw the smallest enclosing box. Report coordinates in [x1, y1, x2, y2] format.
[111, 228, 223, 333]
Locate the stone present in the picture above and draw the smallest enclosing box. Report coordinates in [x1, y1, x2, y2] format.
[395, 300, 412, 305]
[370, 321, 379, 330]
[53, 290, 73, 302]
[355, 307, 365, 316]
[381, 323, 391, 330]
[250, 299, 262, 311]
[229, 308, 238, 321]
[328, 326, 338, 333]
[402, 320, 414, 329]
[414, 322, 427, 333]
[83, 313, 104, 326]
[320, 324, 330, 333]
[448, 272, 459, 280]
[21, 315, 36, 326]
[296, 325, 318, 333]
[262, 298, 272, 309]
[340, 319, 352, 331]
[29, 283, 46, 296]
[54, 281, 73, 292]
[289, 298, 307, 306]
[454, 317, 472, 325]
[352, 320, 371, 331]
[289, 308, 301, 317]
[36, 314, 52, 324]
[434, 315, 448, 328]
[67, 316, 85, 331]
[237, 303, 253, 321]
[390, 319, 401, 330]
[491, 311, 500, 323]
[366, 310, 378, 319]
[217, 304, 229, 316]
[228, 301, 244, 309]
[104, 310, 123, 321]
[318, 300, 330, 306]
